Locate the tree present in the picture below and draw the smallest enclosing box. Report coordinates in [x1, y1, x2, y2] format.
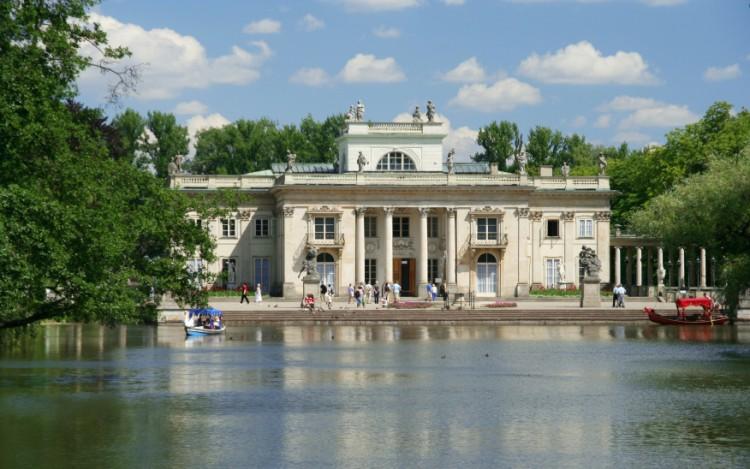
[144, 111, 189, 179]
[473, 121, 521, 171]
[630, 150, 750, 314]
[526, 126, 564, 171]
[112, 108, 147, 168]
[0, 1, 216, 331]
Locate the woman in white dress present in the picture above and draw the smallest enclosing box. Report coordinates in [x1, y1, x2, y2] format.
[255, 283, 263, 303]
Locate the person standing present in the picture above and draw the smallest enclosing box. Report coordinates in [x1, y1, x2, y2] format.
[365, 281, 372, 305]
[393, 282, 401, 303]
[431, 283, 438, 302]
[354, 285, 362, 308]
[240, 282, 250, 304]
[347, 283, 354, 304]
[383, 282, 391, 307]
[254, 283, 263, 303]
[373, 283, 380, 305]
[425, 283, 432, 301]
[325, 289, 333, 310]
[320, 283, 328, 301]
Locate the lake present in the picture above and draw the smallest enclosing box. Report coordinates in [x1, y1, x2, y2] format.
[1, 323, 750, 468]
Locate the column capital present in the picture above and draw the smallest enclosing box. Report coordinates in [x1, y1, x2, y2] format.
[515, 207, 530, 218]
[354, 207, 367, 217]
[418, 207, 431, 217]
[446, 207, 456, 218]
[383, 207, 395, 215]
[281, 207, 295, 218]
[529, 211, 543, 222]
[561, 211, 575, 221]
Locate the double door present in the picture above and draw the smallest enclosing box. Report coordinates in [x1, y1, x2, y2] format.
[393, 258, 416, 296]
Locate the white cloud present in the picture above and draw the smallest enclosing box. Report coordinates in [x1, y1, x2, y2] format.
[173, 100, 208, 115]
[289, 67, 331, 86]
[186, 113, 231, 157]
[599, 96, 660, 112]
[441, 57, 486, 83]
[619, 105, 698, 129]
[571, 115, 587, 128]
[442, 0, 466, 5]
[640, 0, 686, 6]
[339, 0, 421, 12]
[613, 131, 651, 146]
[80, 14, 272, 100]
[243, 19, 281, 34]
[393, 112, 480, 161]
[703, 64, 741, 82]
[300, 14, 324, 31]
[449, 78, 542, 112]
[518, 41, 656, 85]
[339, 54, 406, 83]
[594, 114, 611, 128]
[373, 26, 400, 39]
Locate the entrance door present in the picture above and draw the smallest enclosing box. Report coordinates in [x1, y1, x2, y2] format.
[393, 258, 416, 296]
[477, 253, 498, 295]
[316, 253, 336, 292]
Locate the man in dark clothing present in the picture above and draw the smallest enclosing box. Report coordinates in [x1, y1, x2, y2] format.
[320, 283, 328, 300]
[240, 282, 250, 304]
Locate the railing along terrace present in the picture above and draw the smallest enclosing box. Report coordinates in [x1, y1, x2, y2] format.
[367, 122, 423, 133]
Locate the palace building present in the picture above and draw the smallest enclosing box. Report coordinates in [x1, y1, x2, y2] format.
[171, 105, 616, 298]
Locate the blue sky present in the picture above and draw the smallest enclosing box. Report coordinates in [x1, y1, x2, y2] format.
[79, 0, 750, 159]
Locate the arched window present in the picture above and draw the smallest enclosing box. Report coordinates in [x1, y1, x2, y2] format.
[317, 252, 336, 289]
[477, 253, 497, 295]
[376, 151, 416, 171]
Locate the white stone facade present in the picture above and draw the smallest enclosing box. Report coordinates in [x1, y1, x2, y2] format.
[173, 117, 614, 298]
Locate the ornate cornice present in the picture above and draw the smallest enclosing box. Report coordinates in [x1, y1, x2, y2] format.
[470, 206, 505, 220]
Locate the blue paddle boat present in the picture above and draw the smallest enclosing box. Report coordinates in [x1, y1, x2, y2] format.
[184, 307, 226, 336]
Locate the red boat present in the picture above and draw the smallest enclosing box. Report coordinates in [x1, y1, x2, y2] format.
[644, 297, 729, 325]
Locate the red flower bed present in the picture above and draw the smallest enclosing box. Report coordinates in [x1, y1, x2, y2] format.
[484, 301, 518, 308]
[388, 301, 433, 309]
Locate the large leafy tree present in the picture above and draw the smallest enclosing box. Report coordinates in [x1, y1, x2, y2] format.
[630, 150, 750, 314]
[112, 108, 147, 168]
[0, 0, 215, 330]
[473, 121, 522, 171]
[526, 126, 564, 171]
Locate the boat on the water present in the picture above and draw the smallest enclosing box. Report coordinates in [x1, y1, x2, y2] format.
[184, 307, 226, 336]
[644, 297, 728, 325]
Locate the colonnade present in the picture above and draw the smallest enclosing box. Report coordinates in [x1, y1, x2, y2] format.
[611, 245, 715, 294]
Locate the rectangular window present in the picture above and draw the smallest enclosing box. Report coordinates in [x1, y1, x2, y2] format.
[545, 259, 561, 288]
[255, 218, 269, 237]
[221, 219, 236, 237]
[477, 218, 498, 240]
[577, 219, 594, 238]
[365, 259, 377, 285]
[315, 217, 335, 240]
[191, 218, 203, 230]
[546, 219, 560, 238]
[364, 216, 377, 238]
[428, 216, 439, 238]
[428, 258, 440, 283]
[393, 216, 410, 238]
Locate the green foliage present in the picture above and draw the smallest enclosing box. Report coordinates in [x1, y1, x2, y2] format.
[0, 0, 217, 330]
[473, 121, 521, 171]
[144, 111, 189, 179]
[526, 126, 564, 171]
[630, 151, 750, 313]
[112, 108, 147, 168]
[190, 114, 345, 174]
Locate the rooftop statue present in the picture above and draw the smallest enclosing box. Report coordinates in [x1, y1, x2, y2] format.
[598, 152, 608, 176]
[426, 100, 436, 123]
[561, 161, 570, 178]
[446, 148, 456, 175]
[412, 106, 422, 122]
[515, 145, 528, 176]
[357, 151, 368, 172]
[355, 100, 365, 121]
[285, 149, 296, 173]
[345, 105, 354, 121]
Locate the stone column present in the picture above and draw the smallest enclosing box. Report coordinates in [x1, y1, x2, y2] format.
[280, 206, 296, 298]
[657, 247, 665, 287]
[636, 247, 643, 293]
[678, 247, 685, 287]
[529, 211, 543, 286]
[515, 208, 531, 296]
[384, 207, 394, 283]
[446, 208, 457, 287]
[418, 208, 430, 290]
[700, 247, 707, 288]
[355, 207, 366, 285]
[625, 247, 632, 291]
[614, 247, 621, 285]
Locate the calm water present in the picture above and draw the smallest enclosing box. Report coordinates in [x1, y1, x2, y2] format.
[2, 324, 750, 468]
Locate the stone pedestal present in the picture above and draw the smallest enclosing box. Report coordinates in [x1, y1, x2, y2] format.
[301, 275, 320, 306]
[516, 282, 530, 297]
[580, 277, 601, 307]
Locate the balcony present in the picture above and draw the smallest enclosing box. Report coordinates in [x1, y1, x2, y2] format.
[306, 233, 346, 252]
[469, 233, 509, 251]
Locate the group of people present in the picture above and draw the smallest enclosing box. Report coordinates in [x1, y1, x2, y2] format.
[425, 282, 449, 304]
[239, 282, 263, 304]
[612, 284, 627, 308]
[184, 313, 222, 330]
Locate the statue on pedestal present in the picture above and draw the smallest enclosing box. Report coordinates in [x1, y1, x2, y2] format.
[412, 106, 422, 122]
[355, 100, 365, 121]
[598, 152, 608, 176]
[426, 100, 436, 122]
[515, 146, 528, 176]
[557, 263, 566, 283]
[285, 149, 296, 173]
[561, 161, 570, 178]
[357, 151, 368, 172]
[346, 105, 354, 121]
[446, 148, 456, 174]
[167, 159, 178, 176]
[579, 246, 601, 280]
[298, 246, 320, 279]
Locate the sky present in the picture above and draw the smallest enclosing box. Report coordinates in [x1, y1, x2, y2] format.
[79, 0, 750, 161]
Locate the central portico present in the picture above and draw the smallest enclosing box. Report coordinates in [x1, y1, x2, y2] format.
[173, 103, 614, 299]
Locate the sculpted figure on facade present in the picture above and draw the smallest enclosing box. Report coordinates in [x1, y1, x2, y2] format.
[516, 146, 528, 176]
[345, 105, 354, 121]
[298, 245, 319, 279]
[598, 152, 608, 176]
[285, 149, 296, 173]
[561, 161, 570, 178]
[558, 263, 566, 283]
[167, 159, 178, 176]
[426, 100, 436, 123]
[446, 148, 456, 174]
[412, 106, 422, 122]
[356, 151, 368, 172]
[579, 245, 601, 279]
[355, 100, 365, 121]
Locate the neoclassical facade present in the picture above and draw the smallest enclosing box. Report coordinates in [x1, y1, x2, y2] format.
[172, 111, 615, 298]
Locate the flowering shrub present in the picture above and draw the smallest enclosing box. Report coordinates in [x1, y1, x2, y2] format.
[529, 285, 579, 297]
[484, 301, 517, 308]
